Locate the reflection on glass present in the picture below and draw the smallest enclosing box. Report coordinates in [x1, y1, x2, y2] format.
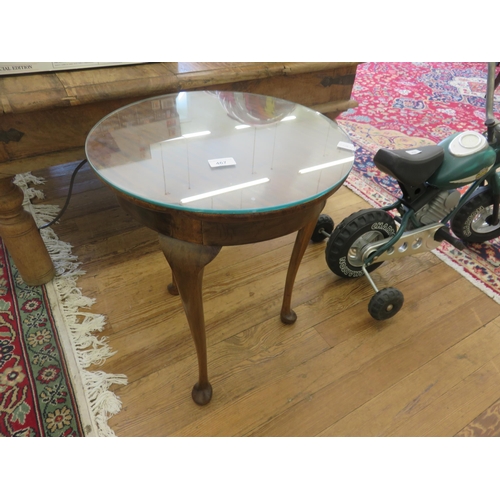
[85, 91, 354, 214]
[181, 178, 270, 204]
[299, 157, 355, 174]
[215, 91, 297, 126]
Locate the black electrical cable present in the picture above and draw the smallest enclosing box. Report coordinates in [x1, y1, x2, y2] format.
[38, 159, 89, 230]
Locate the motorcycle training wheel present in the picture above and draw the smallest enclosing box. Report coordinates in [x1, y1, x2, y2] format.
[311, 214, 334, 243]
[368, 287, 404, 320]
[325, 208, 397, 278]
[451, 186, 500, 243]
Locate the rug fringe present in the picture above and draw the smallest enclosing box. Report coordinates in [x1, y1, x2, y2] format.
[14, 172, 127, 437]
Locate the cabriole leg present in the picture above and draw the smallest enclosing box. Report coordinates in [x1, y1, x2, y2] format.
[280, 211, 323, 324]
[159, 234, 221, 405]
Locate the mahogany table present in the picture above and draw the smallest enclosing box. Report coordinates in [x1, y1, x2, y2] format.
[85, 90, 354, 404]
[0, 62, 358, 286]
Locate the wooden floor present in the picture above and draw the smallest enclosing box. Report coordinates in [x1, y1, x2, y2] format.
[32, 160, 500, 437]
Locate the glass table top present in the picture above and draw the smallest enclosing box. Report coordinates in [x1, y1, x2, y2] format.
[85, 91, 354, 214]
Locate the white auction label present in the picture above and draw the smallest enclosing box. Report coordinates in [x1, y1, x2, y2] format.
[208, 157, 236, 168]
[337, 141, 356, 152]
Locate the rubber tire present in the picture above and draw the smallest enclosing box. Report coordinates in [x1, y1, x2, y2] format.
[311, 214, 334, 243]
[368, 287, 404, 320]
[450, 186, 500, 243]
[325, 209, 397, 278]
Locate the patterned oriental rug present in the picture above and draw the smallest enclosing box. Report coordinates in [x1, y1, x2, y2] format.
[338, 62, 500, 303]
[0, 175, 126, 436]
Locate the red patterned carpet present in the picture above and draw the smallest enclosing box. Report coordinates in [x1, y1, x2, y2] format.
[0, 239, 85, 436]
[0, 175, 126, 436]
[338, 62, 500, 303]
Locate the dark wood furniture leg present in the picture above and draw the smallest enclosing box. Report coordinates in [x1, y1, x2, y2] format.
[167, 271, 179, 296]
[280, 207, 325, 324]
[159, 234, 221, 405]
[0, 176, 55, 285]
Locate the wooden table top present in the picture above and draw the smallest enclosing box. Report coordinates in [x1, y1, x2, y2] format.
[0, 62, 358, 116]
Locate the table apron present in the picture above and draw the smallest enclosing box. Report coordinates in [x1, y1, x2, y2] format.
[115, 188, 340, 246]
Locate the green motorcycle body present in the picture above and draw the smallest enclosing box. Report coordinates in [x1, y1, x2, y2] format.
[428, 132, 499, 190]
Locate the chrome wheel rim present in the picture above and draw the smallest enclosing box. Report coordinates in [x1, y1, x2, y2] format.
[471, 206, 500, 234]
[347, 230, 384, 267]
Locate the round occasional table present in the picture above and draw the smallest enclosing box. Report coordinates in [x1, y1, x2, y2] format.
[85, 91, 354, 405]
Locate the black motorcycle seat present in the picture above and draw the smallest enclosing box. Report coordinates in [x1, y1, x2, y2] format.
[374, 145, 445, 186]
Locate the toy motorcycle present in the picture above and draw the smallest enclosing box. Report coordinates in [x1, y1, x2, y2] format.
[313, 62, 500, 320]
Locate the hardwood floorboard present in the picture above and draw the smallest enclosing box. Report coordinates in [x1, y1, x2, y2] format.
[249, 282, 500, 436]
[319, 317, 500, 436]
[456, 398, 500, 437]
[386, 357, 500, 437]
[113, 326, 330, 437]
[28, 161, 500, 437]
